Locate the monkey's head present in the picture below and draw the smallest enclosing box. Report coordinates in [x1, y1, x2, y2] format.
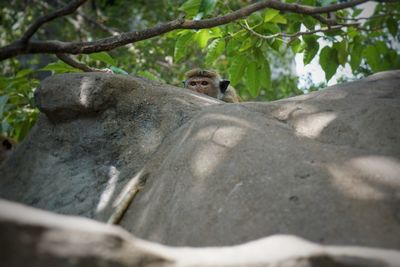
[183, 69, 230, 100]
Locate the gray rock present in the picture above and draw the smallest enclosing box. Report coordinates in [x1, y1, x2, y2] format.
[120, 71, 400, 248]
[0, 71, 399, 251]
[0, 73, 217, 221]
[1, 199, 400, 267]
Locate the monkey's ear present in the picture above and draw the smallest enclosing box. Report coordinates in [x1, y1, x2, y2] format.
[219, 80, 230, 94]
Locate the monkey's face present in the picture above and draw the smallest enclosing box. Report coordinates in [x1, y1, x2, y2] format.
[185, 77, 219, 98]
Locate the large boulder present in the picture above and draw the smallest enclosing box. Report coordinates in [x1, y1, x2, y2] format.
[1, 71, 399, 249]
[119, 71, 400, 247]
[0, 73, 217, 221]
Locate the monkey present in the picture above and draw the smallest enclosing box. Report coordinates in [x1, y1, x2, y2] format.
[183, 69, 240, 103]
[0, 134, 16, 165]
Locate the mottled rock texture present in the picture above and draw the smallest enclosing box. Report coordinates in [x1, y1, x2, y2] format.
[1, 71, 399, 252]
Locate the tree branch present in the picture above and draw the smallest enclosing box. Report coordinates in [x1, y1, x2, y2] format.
[21, 0, 87, 44]
[0, 0, 369, 61]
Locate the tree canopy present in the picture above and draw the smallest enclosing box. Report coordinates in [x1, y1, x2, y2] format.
[0, 0, 399, 140]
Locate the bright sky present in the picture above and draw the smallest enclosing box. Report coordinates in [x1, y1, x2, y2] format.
[295, 2, 377, 88]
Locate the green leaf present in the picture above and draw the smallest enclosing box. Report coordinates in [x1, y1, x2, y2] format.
[205, 38, 225, 65]
[255, 39, 263, 48]
[259, 58, 271, 90]
[229, 56, 246, 86]
[226, 37, 242, 57]
[319, 46, 339, 82]
[179, 0, 201, 18]
[381, 53, 393, 71]
[271, 39, 283, 52]
[264, 9, 280, 22]
[248, 12, 263, 24]
[347, 27, 358, 38]
[264, 23, 281, 34]
[334, 41, 348, 66]
[245, 61, 260, 97]
[368, 29, 384, 38]
[303, 16, 317, 30]
[288, 21, 301, 34]
[40, 61, 81, 73]
[387, 49, 400, 68]
[386, 18, 398, 37]
[364, 45, 380, 72]
[303, 35, 317, 46]
[301, 0, 316, 5]
[6, 78, 26, 91]
[375, 41, 389, 54]
[303, 36, 319, 65]
[0, 77, 7, 91]
[239, 37, 256, 52]
[196, 29, 212, 49]
[16, 69, 33, 78]
[325, 28, 344, 37]
[88, 52, 116, 66]
[174, 31, 195, 62]
[270, 14, 287, 24]
[352, 8, 363, 17]
[209, 27, 222, 38]
[199, 0, 217, 18]
[350, 42, 363, 72]
[290, 38, 302, 53]
[0, 95, 9, 118]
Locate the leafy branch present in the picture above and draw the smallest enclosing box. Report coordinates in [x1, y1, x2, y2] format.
[0, 0, 368, 62]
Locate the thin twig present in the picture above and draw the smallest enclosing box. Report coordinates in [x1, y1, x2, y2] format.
[336, 13, 395, 21]
[243, 20, 359, 40]
[78, 13, 119, 36]
[56, 53, 95, 72]
[310, 14, 336, 26]
[246, 25, 344, 40]
[310, 14, 368, 27]
[53, 0, 119, 35]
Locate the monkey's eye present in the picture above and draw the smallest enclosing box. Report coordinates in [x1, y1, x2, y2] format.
[190, 81, 197, 86]
[201, 81, 209, 86]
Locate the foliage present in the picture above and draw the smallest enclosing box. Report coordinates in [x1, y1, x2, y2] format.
[0, 70, 39, 141]
[0, 0, 399, 140]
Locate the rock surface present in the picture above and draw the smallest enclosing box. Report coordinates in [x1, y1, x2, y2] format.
[0, 73, 217, 222]
[2, 199, 400, 267]
[0, 71, 399, 250]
